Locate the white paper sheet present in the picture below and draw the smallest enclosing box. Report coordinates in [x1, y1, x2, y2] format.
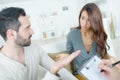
[80, 56, 108, 80]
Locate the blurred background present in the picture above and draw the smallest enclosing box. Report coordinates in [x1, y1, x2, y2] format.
[0, 0, 120, 59]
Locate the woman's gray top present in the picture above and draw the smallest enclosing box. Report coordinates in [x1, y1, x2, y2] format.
[66, 28, 98, 74]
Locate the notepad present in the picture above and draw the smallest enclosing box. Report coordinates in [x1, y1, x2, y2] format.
[80, 55, 108, 80]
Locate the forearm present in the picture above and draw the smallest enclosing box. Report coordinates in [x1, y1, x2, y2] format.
[42, 71, 60, 80]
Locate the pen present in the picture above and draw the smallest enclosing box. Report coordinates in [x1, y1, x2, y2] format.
[100, 60, 120, 72]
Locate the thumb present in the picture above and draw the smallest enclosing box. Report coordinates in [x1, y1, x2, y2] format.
[68, 50, 80, 61]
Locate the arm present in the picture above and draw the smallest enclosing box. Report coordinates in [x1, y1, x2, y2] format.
[42, 71, 60, 80]
[0, 74, 12, 80]
[66, 34, 74, 54]
[40, 48, 80, 80]
[39, 48, 55, 70]
[39, 33, 74, 68]
[0, 77, 10, 80]
[109, 55, 120, 70]
[98, 60, 120, 80]
[50, 50, 80, 74]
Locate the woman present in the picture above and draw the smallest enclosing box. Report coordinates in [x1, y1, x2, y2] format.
[57, 3, 118, 80]
[63, 3, 109, 80]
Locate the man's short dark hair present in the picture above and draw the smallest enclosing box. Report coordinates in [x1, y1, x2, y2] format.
[0, 7, 26, 40]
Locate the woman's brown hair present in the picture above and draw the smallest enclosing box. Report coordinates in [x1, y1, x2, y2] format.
[77, 3, 109, 59]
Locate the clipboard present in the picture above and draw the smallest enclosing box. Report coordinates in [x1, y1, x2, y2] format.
[79, 55, 108, 80]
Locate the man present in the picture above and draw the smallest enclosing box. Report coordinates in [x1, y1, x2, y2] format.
[0, 7, 80, 80]
[98, 60, 120, 80]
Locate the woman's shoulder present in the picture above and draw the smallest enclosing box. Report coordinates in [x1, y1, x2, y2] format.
[68, 28, 79, 35]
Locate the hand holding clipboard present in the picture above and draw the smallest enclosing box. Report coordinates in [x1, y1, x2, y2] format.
[98, 59, 120, 80]
[100, 60, 120, 72]
[80, 55, 108, 80]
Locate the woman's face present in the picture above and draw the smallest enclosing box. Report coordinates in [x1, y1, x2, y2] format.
[80, 10, 91, 31]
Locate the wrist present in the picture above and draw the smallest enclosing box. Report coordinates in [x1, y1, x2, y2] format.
[50, 65, 59, 74]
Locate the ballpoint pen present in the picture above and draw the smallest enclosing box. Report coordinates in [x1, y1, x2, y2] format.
[100, 60, 120, 72]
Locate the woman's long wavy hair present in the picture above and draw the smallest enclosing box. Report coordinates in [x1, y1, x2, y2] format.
[77, 3, 110, 59]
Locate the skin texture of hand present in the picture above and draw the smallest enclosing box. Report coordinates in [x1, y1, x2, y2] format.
[98, 60, 120, 80]
[55, 53, 70, 61]
[50, 50, 80, 74]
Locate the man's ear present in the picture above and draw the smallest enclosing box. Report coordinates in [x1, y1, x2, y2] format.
[6, 29, 17, 39]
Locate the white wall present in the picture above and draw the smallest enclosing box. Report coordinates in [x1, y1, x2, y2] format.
[0, 0, 118, 57]
[98, 0, 120, 58]
[98, 0, 120, 38]
[0, 0, 83, 40]
[0, 1, 119, 38]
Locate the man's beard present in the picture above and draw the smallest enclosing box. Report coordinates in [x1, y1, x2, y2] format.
[15, 34, 32, 47]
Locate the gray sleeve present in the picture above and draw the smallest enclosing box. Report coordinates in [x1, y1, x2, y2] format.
[66, 34, 74, 54]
